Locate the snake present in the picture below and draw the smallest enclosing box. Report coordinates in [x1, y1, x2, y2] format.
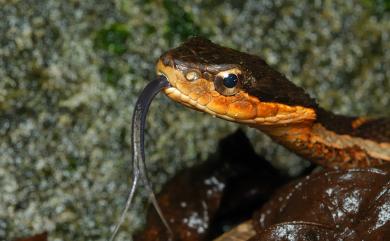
[110, 37, 389, 241]
[157, 37, 390, 170]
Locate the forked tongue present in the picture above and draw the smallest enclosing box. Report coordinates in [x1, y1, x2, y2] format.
[109, 75, 173, 241]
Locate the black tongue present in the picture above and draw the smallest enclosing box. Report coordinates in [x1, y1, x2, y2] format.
[109, 75, 171, 241]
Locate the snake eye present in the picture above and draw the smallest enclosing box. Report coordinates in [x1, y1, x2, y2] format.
[223, 74, 238, 88]
[214, 73, 240, 96]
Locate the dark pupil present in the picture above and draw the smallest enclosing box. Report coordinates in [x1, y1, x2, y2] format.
[223, 74, 238, 88]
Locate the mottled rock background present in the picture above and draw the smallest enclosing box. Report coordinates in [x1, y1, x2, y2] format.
[0, 0, 389, 240]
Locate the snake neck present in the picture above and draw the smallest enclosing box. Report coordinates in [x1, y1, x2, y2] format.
[257, 108, 390, 169]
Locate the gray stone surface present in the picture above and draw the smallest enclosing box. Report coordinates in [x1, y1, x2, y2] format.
[0, 0, 389, 240]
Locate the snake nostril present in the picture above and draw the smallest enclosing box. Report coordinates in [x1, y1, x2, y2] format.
[185, 71, 200, 81]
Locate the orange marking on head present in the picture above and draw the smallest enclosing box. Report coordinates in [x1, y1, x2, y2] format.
[187, 81, 209, 100]
[197, 93, 212, 106]
[176, 80, 192, 96]
[275, 104, 295, 114]
[351, 118, 368, 129]
[256, 103, 279, 117]
[227, 100, 257, 120]
[206, 96, 229, 114]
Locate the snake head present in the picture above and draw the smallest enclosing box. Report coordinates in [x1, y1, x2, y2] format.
[157, 37, 316, 125]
